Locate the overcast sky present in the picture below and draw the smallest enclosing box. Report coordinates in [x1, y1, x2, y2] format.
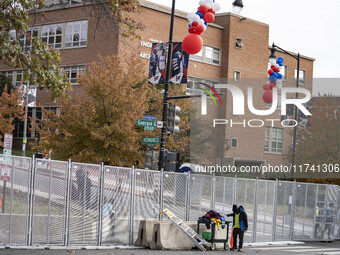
[147, 0, 340, 96]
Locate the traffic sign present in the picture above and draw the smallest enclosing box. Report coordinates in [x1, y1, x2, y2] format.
[4, 133, 13, 149]
[144, 126, 155, 131]
[147, 143, 156, 147]
[144, 115, 156, 121]
[137, 119, 157, 127]
[157, 121, 163, 129]
[143, 137, 160, 144]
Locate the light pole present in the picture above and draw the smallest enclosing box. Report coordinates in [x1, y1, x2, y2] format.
[269, 43, 300, 181]
[22, 79, 30, 156]
[159, 0, 176, 172]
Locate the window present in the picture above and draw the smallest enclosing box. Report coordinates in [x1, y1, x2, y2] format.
[234, 71, 240, 82]
[264, 126, 284, 154]
[0, 70, 23, 87]
[294, 69, 305, 85]
[65, 20, 88, 48]
[231, 138, 238, 149]
[190, 48, 203, 61]
[205, 46, 220, 65]
[235, 38, 243, 49]
[45, 0, 82, 6]
[62, 65, 86, 84]
[41, 23, 63, 48]
[186, 77, 218, 95]
[19, 27, 39, 51]
[189, 45, 221, 65]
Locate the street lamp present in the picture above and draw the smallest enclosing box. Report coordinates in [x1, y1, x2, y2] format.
[269, 43, 300, 181]
[232, 0, 244, 15]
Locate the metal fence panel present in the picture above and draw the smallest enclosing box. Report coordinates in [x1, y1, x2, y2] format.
[336, 186, 340, 240]
[101, 166, 131, 245]
[0, 156, 31, 245]
[31, 159, 68, 244]
[275, 181, 293, 241]
[188, 174, 212, 221]
[68, 162, 101, 245]
[214, 177, 234, 216]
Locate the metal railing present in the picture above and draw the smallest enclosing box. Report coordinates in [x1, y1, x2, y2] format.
[0, 154, 339, 246]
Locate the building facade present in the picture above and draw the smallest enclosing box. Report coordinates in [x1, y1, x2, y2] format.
[0, 1, 314, 168]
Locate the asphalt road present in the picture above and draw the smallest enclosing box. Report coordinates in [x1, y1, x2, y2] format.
[1, 242, 340, 255]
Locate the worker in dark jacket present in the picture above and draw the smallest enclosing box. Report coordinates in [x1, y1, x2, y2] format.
[227, 205, 248, 251]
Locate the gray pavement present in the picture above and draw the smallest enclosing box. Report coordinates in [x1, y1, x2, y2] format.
[0, 242, 340, 255]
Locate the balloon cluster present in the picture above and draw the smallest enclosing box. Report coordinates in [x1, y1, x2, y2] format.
[182, 0, 221, 55]
[263, 57, 285, 104]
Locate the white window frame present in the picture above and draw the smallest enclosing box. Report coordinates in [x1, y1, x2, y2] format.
[41, 23, 63, 49]
[186, 77, 218, 95]
[62, 65, 86, 84]
[65, 20, 88, 48]
[234, 71, 241, 82]
[294, 69, 305, 86]
[0, 70, 23, 87]
[231, 137, 238, 149]
[189, 45, 221, 66]
[264, 126, 284, 154]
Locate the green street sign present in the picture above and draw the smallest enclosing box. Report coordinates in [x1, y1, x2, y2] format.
[147, 143, 156, 147]
[144, 126, 155, 131]
[137, 119, 157, 127]
[143, 137, 160, 144]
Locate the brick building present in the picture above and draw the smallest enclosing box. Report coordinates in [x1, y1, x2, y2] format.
[0, 1, 315, 167]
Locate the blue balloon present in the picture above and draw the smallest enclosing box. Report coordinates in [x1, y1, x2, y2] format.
[279, 62, 283, 67]
[269, 76, 277, 82]
[188, 24, 191, 28]
[273, 72, 279, 78]
[278, 73, 283, 79]
[278, 57, 284, 62]
[196, 11, 203, 19]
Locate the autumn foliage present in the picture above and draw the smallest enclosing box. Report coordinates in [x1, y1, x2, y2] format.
[33, 55, 190, 166]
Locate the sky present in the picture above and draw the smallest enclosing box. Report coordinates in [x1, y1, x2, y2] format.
[147, 0, 340, 96]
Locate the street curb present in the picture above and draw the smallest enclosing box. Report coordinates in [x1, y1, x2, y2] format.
[244, 241, 305, 247]
[0, 245, 144, 250]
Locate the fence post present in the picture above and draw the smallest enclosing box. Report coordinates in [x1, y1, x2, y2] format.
[128, 166, 136, 245]
[158, 171, 164, 221]
[9, 156, 15, 244]
[233, 176, 238, 205]
[211, 173, 216, 210]
[97, 162, 105, 246]
[185, 172, 191, 221]
[26, 154, 35, 246]
[289, 181, 297, 241]
[272, 179, 278, 241]
[252, 177, 258, 243]
[63, 159, 72, 246]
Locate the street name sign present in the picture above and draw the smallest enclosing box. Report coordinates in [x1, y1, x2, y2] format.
[144, 115, 156, 121]
[137, 119, 157, 127]
[142, 137, 160, 144]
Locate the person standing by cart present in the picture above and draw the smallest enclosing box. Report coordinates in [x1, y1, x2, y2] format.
[227, 205, 248, 252]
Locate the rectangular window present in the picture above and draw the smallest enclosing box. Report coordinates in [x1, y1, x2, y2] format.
[189, 48, 203, 61]
[62, 65, 86, 84]
[41, 23, 63, 48]
[19, 27, 39, 51]
[0, 70, 23, 87]
[294, 69, 305, 85]
[264, 126, 284, 154]
[186, 77, 218, 95]
[65, 20, 88, 48]
[234, 71, 240, 82]
[231, 138, 238, 149]
[205, 46, 220, 65]
[235, 38, 243, 49]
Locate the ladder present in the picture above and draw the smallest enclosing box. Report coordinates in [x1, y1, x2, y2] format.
[160, 208, 211, 251]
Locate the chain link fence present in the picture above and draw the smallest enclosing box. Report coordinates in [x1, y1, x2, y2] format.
[0, 154, 339, 246]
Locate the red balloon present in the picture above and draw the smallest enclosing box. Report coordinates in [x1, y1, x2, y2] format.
[188, 27, 196, 34]
[208, 8, 215, 15]
[269, 82, 276, 88]
[196, 24, 204, 35]
[198, 5, 208, 14]
[182, 33, 203, 55]
[268, 69, 274, 76]
[204, 12, 215, 23]
[191, 21, 198, 27]
[263, 83, 271, 90]
[263, 90, 273, 104]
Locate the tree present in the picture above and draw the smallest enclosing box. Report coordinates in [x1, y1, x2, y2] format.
[0, 0, 142, 98]
[32, 55, 190, 166]
[287, 95, 340, 185]
[0, 85, 24, 146]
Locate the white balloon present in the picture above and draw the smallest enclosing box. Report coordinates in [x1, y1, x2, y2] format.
[203, 24, 207, 31]
[192, 14, 201, 23]
[206, 0, 214, 4]
[276, 80, 283, 90]
[197, 18, 205, 26]
[275, 63, 280, 69]
[199, 0, 206, 6]
[212, 2, 221, 12]
[187, 12, 196, 22]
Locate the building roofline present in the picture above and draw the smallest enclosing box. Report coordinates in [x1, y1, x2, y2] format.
[269, 46, 315, 62]
[140, 0, 224, 29]
[215, 12, 269, 27]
